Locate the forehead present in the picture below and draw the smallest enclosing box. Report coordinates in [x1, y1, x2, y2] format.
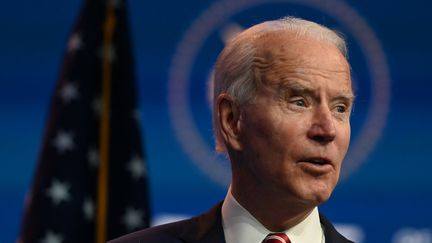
[253, 32, 352, 91]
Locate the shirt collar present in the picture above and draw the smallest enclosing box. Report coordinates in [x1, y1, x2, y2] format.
[221, 187, 324, 243]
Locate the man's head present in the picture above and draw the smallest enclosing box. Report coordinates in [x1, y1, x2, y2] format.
[213, 17, 354, 207]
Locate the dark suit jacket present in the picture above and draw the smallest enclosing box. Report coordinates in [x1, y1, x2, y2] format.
[109, 202, 354, 243]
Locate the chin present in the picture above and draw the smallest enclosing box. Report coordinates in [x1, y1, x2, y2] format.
[300, 181, 336, 205]
[312, 191, 332, 205]
[296, 191, 332, 207]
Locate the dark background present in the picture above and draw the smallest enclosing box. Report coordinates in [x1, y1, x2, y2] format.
[1, 0, 431, 242]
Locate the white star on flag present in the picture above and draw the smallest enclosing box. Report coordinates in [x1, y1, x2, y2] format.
[67, 33, 83, 52]
[59, 82, 79, 104]
[123, 206, 144, 231]
[40, 230, 63, 243]
[126, 155, 146, 180]
[87, 148, 99, 168]
[52, 131, 75, 154]
[46, 180, 71, 206]
[83, 198, 94, 221]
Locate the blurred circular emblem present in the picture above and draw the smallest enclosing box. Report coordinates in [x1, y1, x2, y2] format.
[168, 0, 390, 186]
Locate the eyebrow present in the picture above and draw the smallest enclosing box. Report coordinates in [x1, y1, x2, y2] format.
[284, 82, 314, 95]
[275, 81, 315, 98]
[334, 93, 356, 103]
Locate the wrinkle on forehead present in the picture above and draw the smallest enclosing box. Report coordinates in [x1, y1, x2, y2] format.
[251, 32, 351, 90]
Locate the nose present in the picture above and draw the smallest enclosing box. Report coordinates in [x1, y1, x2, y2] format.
[307, 106, 336, 144]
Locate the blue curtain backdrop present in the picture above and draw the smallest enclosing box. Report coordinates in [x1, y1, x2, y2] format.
[1, 0, 431, 242]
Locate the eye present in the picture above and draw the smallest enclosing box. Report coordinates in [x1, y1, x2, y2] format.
[292, 98, 307, 107]
[335, 104, 348, 113]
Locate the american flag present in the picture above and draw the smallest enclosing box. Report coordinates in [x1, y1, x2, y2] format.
[18, 0, 150, 242]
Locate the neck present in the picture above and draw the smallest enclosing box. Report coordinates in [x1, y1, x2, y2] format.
[231, 178, 315, 232]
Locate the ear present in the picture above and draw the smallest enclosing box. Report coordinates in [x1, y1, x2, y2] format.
[216, 94, 243, 151]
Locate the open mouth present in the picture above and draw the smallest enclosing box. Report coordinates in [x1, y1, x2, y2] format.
[305, 158, 331, 165]
[298, 157, 333, 174]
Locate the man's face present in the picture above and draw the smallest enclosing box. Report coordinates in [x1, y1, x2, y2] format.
[235, 34, 353, 206]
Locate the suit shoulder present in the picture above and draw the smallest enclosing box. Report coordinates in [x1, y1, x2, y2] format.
[109, 202, 224, 243]
[108, 218, 195, 243]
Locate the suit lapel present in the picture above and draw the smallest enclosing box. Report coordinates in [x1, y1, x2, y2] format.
[320, 214, 353, 243]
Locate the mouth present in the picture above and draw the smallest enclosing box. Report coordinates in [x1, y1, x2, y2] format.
[303, 157, 332, 165]
[297, 157, 333, 174]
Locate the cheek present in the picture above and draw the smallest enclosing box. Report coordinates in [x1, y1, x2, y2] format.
[242, 122, 297, 173]
[340, 124, 351, 150]
[275, 119, 309, 150]
[335, 123, 351, 165]
[242, 112, 282, 148]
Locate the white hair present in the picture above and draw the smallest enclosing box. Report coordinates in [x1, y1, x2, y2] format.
[213, 16, 348, 152]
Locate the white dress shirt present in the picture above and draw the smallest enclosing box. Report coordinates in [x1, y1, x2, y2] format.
[221, 187, 325, 243]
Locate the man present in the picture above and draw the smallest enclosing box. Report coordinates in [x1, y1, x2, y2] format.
[110, 16, 354, 243]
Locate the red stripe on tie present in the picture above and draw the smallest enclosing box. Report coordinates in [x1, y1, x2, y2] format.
[262, 233, 291, 243]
